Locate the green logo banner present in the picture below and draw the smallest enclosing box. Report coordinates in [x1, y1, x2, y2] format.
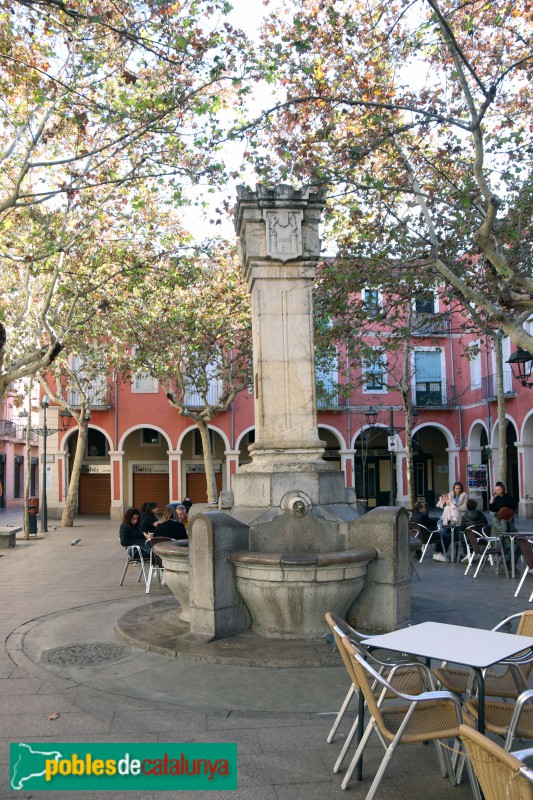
[10, 742, 237, 791]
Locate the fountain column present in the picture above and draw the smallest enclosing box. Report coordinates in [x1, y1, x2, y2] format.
[235, 184, 327, 471]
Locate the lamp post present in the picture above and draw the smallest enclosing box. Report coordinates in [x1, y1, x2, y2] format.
[507, 349, 533, 388]
[34, 398, 72, 532]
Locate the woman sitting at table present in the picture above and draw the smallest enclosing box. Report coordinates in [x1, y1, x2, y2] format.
[119, 508, 152, 557]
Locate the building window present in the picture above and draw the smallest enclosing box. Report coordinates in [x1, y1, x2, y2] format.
[86, 429, 107, 458]
[415, 350, 445, 405]
[414, 291, 437, 314]
[131, 374, 159, 394]
[14, 456, 23, 498]
[363, 352, 387, 393]
[141, 428, 160, 446]
[193, 428, 215, 457]
[362, 288, 382, 318]
[469, 342, 482, 390]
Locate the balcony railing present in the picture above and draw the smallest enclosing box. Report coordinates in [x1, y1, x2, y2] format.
[184, 381, 224, 408]
[467, 370, 516, 403]
[411, 313, 451, 336]
[0, 419, 16, 438]
[415, 380, 455, 407]
[66, 385, 112, 408]
[0, 420, 38, 442]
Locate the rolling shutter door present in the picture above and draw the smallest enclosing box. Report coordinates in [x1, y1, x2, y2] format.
[185, 472, 222, 504]
[132, 474, 169, 511]
[78, 474, 111, 514]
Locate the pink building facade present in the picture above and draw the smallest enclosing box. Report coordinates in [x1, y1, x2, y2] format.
[19, 294, 533, 520]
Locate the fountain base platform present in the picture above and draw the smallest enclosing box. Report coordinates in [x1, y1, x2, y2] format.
[114, 596, 341, 668]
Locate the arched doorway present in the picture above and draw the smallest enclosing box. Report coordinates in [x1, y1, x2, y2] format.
[412, 425, 452, 508]
[122, 426, 172, 511]
[491, 419, 519, 504]
[353, 425, 391, 508]
[67, 427, 112, 515]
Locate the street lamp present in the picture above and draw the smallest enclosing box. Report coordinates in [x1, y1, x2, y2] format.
[507, 349, 533, 388]
[40, 395, 50, 532]
[33, 397, 71, 532]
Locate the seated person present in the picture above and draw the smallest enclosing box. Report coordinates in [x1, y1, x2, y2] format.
[175, 503, 189, 531]
[155, 505, 188, 540]
[119, 507, 152, 557]
[410, 501, 451, 562]
[490, 506, 519, 570]
[140, 502, 160, 535]
[461, 498, 489, 530]
[489, 482, 516, 519]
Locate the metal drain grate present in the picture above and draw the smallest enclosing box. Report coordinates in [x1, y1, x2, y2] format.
[44, 643, 129, 666]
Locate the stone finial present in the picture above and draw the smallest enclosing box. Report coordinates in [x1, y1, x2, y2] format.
[234, 183, 327, 267]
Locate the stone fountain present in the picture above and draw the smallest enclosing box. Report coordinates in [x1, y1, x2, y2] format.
[155, 184, 411, 644]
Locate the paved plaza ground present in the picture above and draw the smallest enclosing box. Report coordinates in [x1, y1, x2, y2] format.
[1, 508, 533, 799]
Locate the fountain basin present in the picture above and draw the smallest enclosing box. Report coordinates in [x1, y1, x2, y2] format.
[153, 540, 189, 621]
[228, 548, 376, 639]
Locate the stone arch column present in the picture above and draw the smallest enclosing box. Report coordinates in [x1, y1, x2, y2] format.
[519, 413, 533, 518]
[109, 450, 124, 521]
[224, 450, 240, 490]
[339, 449, 355, 489]
[168, 450, 182, 503]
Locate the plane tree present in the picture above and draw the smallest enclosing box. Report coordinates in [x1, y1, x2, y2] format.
[243, 0, 533, 353]
[115, 239, 252, 504]
[0, 0, 251, 398]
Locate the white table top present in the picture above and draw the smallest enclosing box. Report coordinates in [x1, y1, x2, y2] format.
[363, 621, 533, 669]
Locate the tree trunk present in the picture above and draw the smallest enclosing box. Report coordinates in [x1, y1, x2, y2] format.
[61, 419, 88, 527]
[494, 335, 507, 484]
[197, 419, 218, 504]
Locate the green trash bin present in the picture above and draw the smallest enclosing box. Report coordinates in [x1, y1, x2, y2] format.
[28, 514, 38, 535]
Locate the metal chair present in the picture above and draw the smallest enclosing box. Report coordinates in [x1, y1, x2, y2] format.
[120, 545, 148, 586]
[410, 522, 446, 564]
[145, 536, 174, 593]
[515, 538, 533, 602]
[460, 723, 533, 800]
[464, 525, 508, 578]
[462, 523, 486, 563]
[433, 611, 533, 701]
[339, 637, 464, 795]
[463, 688, 533, 752]
[324, 612, 431, 772]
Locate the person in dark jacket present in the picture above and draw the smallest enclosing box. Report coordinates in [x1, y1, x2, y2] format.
[140, 502, 160, 535]
[119, 508, 151, 556]
[489, 482, 516, 517]
[155, 505, 187, 540]
[461, 498, 489, 529]
[410, 501, 451, 560]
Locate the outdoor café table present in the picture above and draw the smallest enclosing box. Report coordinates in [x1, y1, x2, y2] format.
[363, 621, 533, 735]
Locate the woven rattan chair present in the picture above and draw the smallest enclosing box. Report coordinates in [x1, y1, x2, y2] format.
[433, 611, 533, 701]
[463, 688, 533, 752]
[410, 522, 446, 564]
[515, 539, 533, 603]
[339, 637, 463, 795]
[459, 723, 533, 800]
[325, 612, 432, 773]
[464, 525, 508, 578]
[119, 544, 148, 586]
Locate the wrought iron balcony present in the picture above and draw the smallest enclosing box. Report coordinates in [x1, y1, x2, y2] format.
[411, 312, 451, 336]
[415, 380, 456, 407]
[0, 419, 16, 438]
